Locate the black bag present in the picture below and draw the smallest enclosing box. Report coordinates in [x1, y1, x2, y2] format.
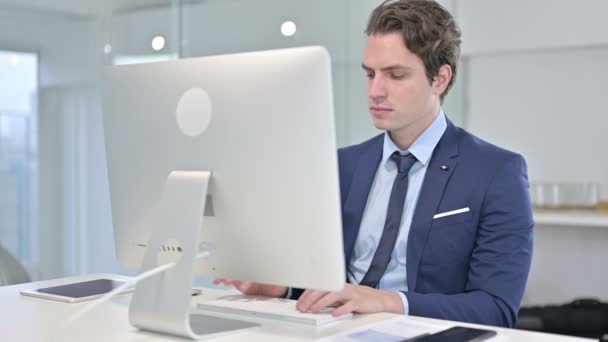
[517, 298, 608, 339]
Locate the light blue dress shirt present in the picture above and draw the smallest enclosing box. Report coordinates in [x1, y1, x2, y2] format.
[348, 110, 447, 315]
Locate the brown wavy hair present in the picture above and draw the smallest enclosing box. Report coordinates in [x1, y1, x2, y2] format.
[366, 0, 461, 101]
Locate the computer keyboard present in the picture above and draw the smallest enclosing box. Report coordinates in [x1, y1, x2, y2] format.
[196, 294, 352, 326]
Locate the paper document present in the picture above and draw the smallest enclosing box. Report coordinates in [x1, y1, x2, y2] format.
[318, 316, 444, 342]
[318, 316, 507, 342]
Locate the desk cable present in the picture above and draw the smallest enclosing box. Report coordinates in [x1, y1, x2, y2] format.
[61, 251, 211, 331]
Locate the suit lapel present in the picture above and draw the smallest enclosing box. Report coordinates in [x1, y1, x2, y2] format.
[407, 121, 460, 291]
[342, 135, 383, 267]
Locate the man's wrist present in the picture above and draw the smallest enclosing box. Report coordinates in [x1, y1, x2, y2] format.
[381, 290, 405, 314]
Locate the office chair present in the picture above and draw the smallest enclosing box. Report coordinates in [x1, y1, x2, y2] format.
[0, 244, 31, 286]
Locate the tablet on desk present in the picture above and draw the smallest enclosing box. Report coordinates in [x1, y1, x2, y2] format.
[20, 278, 133, 303]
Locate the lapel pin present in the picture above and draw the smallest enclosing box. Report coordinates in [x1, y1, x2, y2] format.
[440, 165, 449, 171]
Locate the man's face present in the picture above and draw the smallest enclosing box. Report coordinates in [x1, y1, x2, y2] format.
[362, 32, 442, 135]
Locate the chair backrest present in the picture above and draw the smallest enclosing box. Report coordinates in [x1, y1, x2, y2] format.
[0, 244, 31, 286]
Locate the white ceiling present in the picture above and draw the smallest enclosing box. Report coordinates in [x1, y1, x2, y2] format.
[0, 0, 101, 16]
[0, 0, 193, 17]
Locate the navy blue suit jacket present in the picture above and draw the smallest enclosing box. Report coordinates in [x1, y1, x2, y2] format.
[293, 120, 534, 328]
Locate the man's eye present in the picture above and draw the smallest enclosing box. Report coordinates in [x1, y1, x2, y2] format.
[365, 73, 374, 79]
[390, 74, 405, 79]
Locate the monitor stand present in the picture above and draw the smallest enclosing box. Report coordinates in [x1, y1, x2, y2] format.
[128, 170, 259, 340]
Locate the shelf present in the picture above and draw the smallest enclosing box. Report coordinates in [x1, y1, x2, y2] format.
[533, 209, 608, 228]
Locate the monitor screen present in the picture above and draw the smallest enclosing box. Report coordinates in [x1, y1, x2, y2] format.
[101, 46, 345, 292]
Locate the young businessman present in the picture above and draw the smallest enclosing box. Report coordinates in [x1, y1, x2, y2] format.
[215, 0, 534, 328]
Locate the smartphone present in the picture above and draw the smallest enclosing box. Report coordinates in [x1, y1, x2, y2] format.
[20, 278, 132, 303]
[410, 326, 497, 342]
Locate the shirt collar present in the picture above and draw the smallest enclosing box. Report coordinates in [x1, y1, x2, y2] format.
[381, 110, 447, 168]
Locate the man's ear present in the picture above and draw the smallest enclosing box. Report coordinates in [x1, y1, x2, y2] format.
[432, 64, 453, 96]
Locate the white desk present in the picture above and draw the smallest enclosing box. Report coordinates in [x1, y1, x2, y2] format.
[0, 274, 595, 342]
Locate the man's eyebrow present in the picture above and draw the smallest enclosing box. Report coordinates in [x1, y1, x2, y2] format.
[361, 63, 412, 72]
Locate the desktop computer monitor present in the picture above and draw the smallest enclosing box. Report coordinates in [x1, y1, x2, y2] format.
[101, 46, 345, 293]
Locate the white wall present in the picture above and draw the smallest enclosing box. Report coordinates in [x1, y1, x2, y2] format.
[525, 225, 608, 305]
[467, 48, 608, 197]
[459, 0, 608, 55]
[460, 0, 608, 305]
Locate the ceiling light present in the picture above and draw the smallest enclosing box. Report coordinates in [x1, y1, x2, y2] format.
[152, 36, 166, 51]
[281, 21, 297, 37]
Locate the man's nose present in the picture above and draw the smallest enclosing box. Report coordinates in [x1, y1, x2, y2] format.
[368, 76, 387, 100]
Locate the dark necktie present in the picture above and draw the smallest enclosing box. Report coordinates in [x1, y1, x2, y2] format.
[359, 151, 417, 288]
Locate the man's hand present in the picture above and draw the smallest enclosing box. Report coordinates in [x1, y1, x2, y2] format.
[213, 278, 288, 298]
[296, 283, 404, 317]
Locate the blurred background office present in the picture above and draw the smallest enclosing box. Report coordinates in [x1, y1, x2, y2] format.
[0, 0, 607, 316]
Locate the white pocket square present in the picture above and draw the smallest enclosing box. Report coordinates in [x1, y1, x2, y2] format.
[433, 207, 470, 219]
